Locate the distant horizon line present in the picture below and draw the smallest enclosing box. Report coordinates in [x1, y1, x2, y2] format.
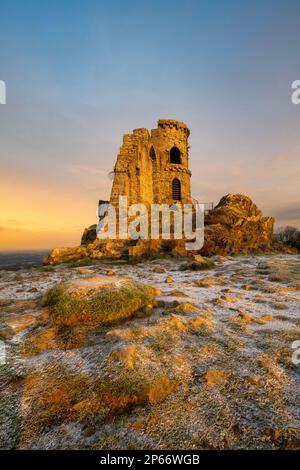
[0, 249, 51, 253]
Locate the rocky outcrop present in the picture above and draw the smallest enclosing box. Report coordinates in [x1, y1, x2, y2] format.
[43, 246, 89, 265]
[127, 239, 187, 258]
[201, 194, 274, 256]
[43, 239, 126, 265]
[44, 238, 189, 265]
[81, 224, 97, 245]
[44, 194, 275, 265]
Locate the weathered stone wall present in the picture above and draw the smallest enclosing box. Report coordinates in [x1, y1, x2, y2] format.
[151, 119, 191, 204]
[110, 119, 192, 209]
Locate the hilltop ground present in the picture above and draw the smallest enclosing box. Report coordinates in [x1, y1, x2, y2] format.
[0, 254, 299, 450]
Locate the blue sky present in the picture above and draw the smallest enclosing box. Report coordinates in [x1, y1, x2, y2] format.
[0, 0, 300, 248]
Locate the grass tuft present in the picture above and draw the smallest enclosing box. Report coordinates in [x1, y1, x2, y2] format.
[41, 285, 65, 307]
[42, 283, 156, 348]
[20, 363, 175, 445]
[180, 259, 215, 271]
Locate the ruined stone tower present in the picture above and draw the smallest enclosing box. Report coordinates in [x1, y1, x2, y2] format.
[109, 119, 192, 208]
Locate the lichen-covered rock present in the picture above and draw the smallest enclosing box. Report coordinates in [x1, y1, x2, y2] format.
[43, 246, 89, 265]
[201, 194, 274, 256]
[89, 238, 126, 259]
[128, 239, 187, 258]
[45, 194, 275, 264]
[43, 239, 127, 265]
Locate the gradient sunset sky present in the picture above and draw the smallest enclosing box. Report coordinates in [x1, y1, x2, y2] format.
[0, 0, 300, 250]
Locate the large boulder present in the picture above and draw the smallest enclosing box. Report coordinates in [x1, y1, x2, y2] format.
[43, 239, 128, 265]
[43, 246, 89, 265]
[201, 194, 274, 256]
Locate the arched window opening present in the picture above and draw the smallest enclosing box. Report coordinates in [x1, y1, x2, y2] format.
[170, 146, 181, 164]
[149, 146, 156, 160]
[172, 178, 181, 200]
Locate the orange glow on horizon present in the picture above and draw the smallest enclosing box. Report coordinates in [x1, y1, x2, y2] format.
[0, 175, 101, 251]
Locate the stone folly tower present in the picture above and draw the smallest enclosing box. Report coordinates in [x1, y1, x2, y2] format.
[109, 119, 192, 208]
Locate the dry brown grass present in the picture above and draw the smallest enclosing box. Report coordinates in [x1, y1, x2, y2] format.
[19, 362, 176, 446]
[22, 327, 57, 356]
[204, 369, 230, 386]
[180, 258, 215, 271]
[20, 365, 90, 444]
[273, 302, 288, 310]
[194, 276, 226, 288]
[110, 345, 137, 369]
[175, 302, 199, 313]
[148, 375, 175, 404]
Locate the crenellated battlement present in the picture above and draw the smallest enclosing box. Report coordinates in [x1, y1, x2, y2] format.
[157, 119, 190, 136]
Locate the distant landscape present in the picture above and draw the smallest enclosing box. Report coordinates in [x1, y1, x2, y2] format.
[0, 251, 50, 270]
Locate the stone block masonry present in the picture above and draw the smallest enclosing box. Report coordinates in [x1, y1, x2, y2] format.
[109, 119, 192, 209]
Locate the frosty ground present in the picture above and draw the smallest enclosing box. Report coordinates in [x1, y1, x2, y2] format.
[0, 254, 299, 449]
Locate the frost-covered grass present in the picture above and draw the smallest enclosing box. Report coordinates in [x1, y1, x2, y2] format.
[44, 283, 155, 348]
[0, 254, 299, 450]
